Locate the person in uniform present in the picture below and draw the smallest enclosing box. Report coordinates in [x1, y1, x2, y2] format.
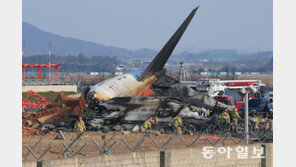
[265, 112, 273, 131]
[74, 116, 86, 139]
[102, 127, 108, 144]
[221, 109, 230, 123]
[170, 113, 183, 134]
[230, 107, 241, 125]
[143, 119, 155, 133]
[218, 104, 224, 113]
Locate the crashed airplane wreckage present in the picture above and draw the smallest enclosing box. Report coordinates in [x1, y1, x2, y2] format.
[84, 77, 234, 133]
[79, 7, 235, 132]
[23, 7, 245, 134]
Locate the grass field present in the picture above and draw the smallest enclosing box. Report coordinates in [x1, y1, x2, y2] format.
[22, 91, 77, 102]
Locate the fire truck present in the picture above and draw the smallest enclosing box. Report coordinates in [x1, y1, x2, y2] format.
[195, 79, 270, 110]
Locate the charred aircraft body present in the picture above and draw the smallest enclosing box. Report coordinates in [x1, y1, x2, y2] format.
[84, 79, 234, 132]
[86, 95, 221, 132]
[83, 7, 199, 103]
[80, 7, 235, 132]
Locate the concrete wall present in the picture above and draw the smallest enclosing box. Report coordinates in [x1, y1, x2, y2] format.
[23, 143, 273, 167]
[22, 161, 37, 167]
[22, 85, 77, 92]
[164, 143, 273, 167]
[165, 144, 262, 167]
[23, 151, 160, 167]
[263, 143, 273, 167]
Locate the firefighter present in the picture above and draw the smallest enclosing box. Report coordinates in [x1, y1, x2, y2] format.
[74, 116, 86, 139]
[170, 113, 183, 134]
[102, 127, 108, 144]
[217, 103, 224, 115]
[143, 119, 155, 133]
[206, 110, 210, 118]
[230, 107, 241, 125]
[265, 112, 273, 131]
[254, 114, 260, 129]
[219, 104, 223, 110]
[221, 109, 230, 123]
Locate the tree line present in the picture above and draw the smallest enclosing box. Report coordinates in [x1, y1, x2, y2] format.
[22, 54, 122, 72]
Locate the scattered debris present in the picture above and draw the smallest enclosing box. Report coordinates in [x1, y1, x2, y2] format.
[132, 125, 140, 132]
[122, 131, 130, 135]
[54, 130, 67, 140]
[22, 90, 50, 109]
[22, 80, 232, 134]
[21, 73, 268, 138]
[22, 92, 82, 130]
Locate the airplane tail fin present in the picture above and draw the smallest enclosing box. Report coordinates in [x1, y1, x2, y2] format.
[138, 6, 199, 81]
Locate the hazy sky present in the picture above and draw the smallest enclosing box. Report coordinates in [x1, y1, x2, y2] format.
[23, 0, 273, 51]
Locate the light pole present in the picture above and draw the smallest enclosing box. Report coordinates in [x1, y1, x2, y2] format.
[244, 88, 249, 145]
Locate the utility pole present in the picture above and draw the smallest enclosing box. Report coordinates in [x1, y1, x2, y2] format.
[244, 88, 249, 145]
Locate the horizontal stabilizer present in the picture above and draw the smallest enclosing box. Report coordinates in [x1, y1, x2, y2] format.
[138, 6, 199, 81]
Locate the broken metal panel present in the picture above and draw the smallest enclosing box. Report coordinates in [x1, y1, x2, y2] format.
[88, 97, 161, 122]
[22, 92, 81, 129]
[85, 91, 222, 130]
[180, 107, 209, 120]
[123, 99, 160, 121]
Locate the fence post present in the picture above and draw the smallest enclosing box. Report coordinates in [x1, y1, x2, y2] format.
[160, 151, 165, 167]
[261, 144, 266, 167]
[37, 161, 42, 167]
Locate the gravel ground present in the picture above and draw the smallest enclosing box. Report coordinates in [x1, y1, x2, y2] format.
[22, 131, 247, 162]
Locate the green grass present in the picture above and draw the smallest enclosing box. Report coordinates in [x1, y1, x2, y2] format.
[22, 91, 78, 102]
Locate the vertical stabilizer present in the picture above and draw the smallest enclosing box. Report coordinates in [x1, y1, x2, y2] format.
[138, 6, 199, 81]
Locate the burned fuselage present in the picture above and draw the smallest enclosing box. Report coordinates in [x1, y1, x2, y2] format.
[84, 83, 231, 131]
[80, 7, 233, 131]
[83, 7, 199, 103]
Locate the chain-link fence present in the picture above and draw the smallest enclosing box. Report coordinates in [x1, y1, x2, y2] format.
[22, 130, 272, 162]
